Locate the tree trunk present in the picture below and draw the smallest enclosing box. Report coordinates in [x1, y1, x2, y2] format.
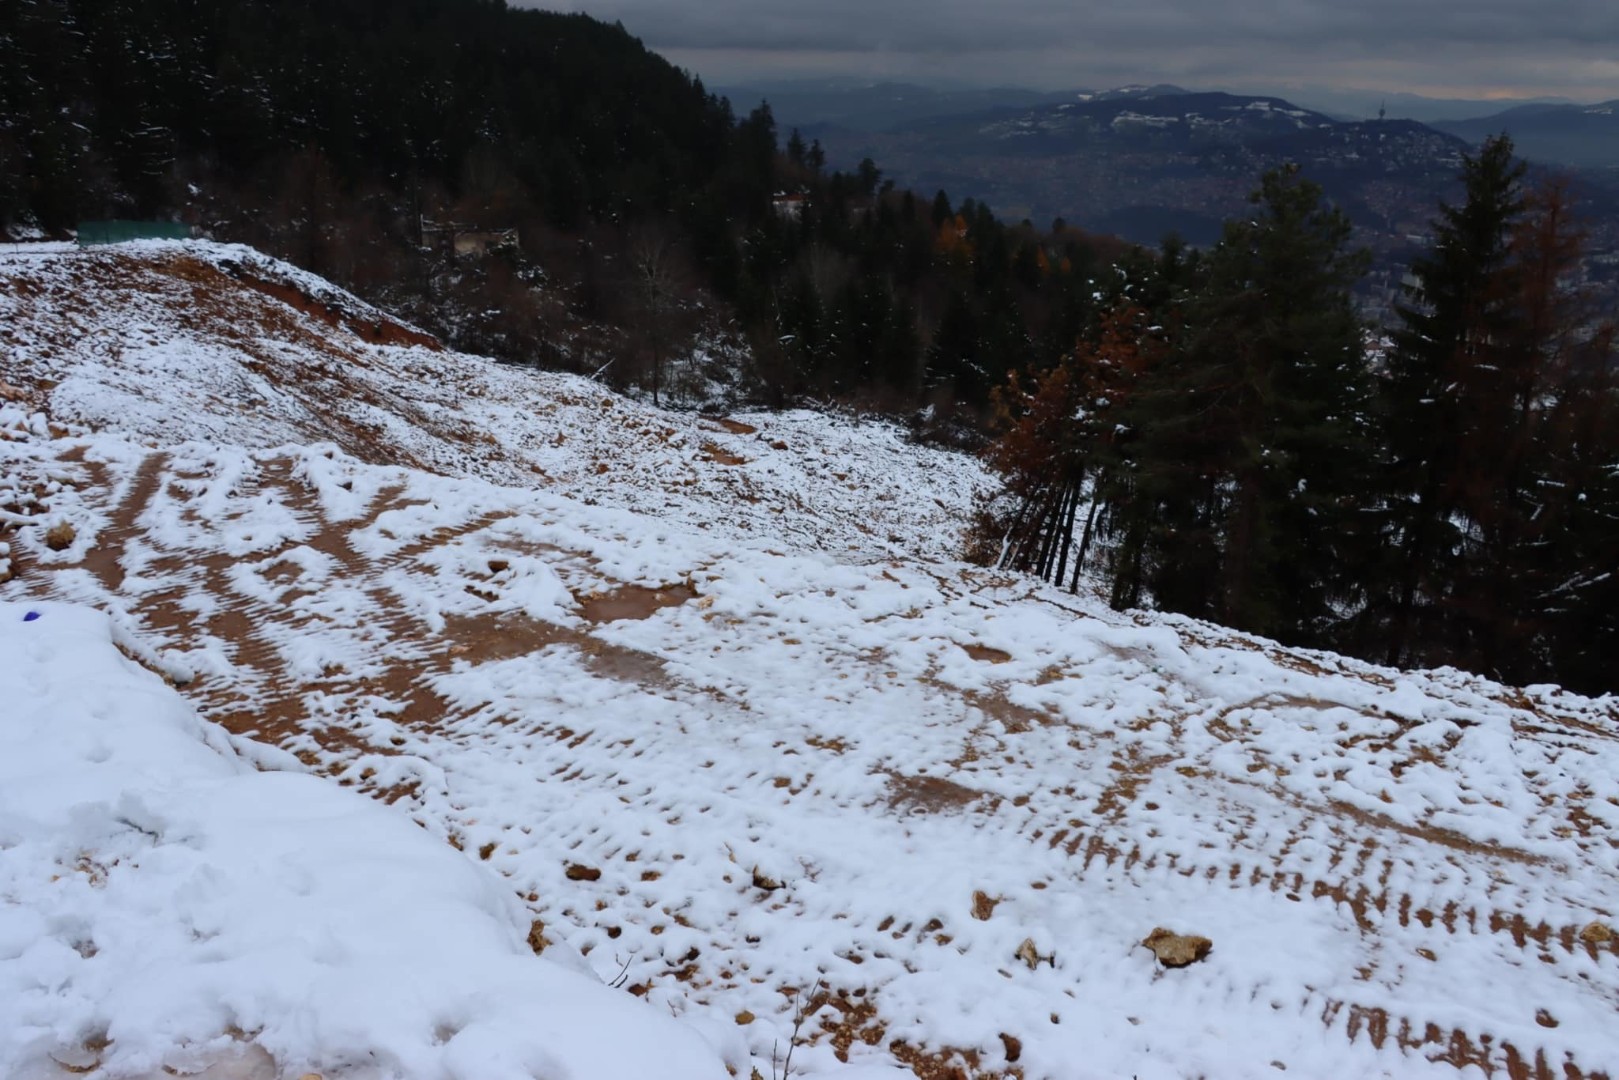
[1051, 473, 1083, 589]
[1071, 481, 1104, 592]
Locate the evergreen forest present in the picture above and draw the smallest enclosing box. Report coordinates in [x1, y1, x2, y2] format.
[981, 149, 1619, 695]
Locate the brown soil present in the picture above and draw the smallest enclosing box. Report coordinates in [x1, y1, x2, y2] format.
[885, 772, 991, 814]
[699, 442, 748, 467]
[14, 448, 686, 773]
[217, 258, 442, 351]
[812, 990, 1022, 1080]
[703, 416, 758, 435]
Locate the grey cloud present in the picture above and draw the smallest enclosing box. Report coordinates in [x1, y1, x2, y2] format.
[533, 0, 1619, 99]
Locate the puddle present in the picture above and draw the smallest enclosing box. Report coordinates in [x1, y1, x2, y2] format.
[577, 582, 696, 623]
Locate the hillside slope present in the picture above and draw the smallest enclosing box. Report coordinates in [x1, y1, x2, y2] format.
[3, 242, 1618, 1079]
[0, 241, 988, 563]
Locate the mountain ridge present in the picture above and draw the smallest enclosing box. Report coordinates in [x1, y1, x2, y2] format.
[794, 85, 1474, 282]
[1434, 100, 1619, 167]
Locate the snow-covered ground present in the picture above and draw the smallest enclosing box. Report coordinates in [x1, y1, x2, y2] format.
[3, 242, 1618, 1079]
[0, 240, 989, 565]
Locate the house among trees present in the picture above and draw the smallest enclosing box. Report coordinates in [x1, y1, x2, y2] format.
[419, 219, 518, 258]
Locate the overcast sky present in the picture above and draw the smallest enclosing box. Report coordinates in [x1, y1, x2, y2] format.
[542, 0, 1619, 104]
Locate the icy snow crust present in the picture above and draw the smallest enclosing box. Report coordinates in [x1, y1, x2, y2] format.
[3, 242, 1619, 1078]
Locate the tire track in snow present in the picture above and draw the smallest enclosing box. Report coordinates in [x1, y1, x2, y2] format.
[8, 436, 1618, 1079]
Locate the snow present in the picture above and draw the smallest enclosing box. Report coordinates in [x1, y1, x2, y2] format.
[1111, 110, 1180, 129]
[0, 241, 990, 566]
[0, 602, 728, 1080]
[4, 242, 1619, 1079]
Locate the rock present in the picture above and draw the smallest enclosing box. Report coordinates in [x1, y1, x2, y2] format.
[751, 866, 783, 891]
[44, 521, 75, 551]
[564, 862, 601, 881]
[971, 890, 998, 921]
[527, 918, 549, 954]
[1142, 927, 1213, 968]
[1014, 937, 1052, 969]
[1580, 920, 1614, 946]
[999, 1033, 1023, 1063]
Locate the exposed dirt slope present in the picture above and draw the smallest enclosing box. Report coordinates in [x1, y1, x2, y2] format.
[0, 241, 990, 564]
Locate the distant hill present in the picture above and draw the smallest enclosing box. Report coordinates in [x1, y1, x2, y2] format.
[949, 90, 1340, 147]
[805, 88, 1470, 260]
[720, 80, 1205, 138]
[1434, 101, 1619, 167]
[715, 79, 1085, 133]
[1279, 88, 1578, 124]
[734, 79, 1597, 133]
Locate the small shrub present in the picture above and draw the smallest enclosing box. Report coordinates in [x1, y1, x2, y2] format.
[961, 506, 1011, 567]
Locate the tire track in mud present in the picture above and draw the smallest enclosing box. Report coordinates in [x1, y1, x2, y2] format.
[531, 568, 1619, 1080]
[25, 446, 696, 770]
[62, 452, 412, 761]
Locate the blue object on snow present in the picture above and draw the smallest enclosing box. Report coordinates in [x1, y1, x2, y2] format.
[22, 611, 40, 622]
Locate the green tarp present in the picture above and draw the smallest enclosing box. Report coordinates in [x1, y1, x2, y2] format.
[76, 220, 191, 246]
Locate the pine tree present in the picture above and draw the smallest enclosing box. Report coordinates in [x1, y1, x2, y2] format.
[1484, 178, 1619, 685]
[1382, 135, 1526, 668]
[1110, 165, 1373, 642]
[1540, 342, 1619, 693]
